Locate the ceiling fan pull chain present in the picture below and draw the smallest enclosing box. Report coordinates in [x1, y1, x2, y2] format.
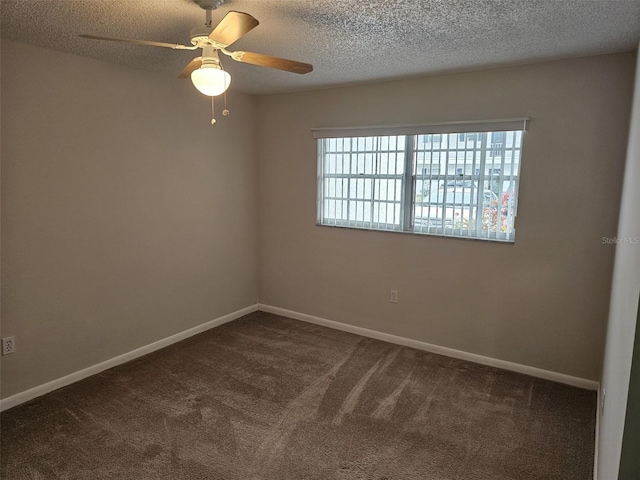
[222, 64, 230, 116]
[223, 95, 229, 116]
[211, 96, 216, 125]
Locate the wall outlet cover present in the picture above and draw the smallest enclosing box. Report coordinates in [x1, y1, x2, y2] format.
[2, 337, 15, 355]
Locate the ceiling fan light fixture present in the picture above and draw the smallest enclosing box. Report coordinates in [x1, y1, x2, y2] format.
[191, 64, 231, 96]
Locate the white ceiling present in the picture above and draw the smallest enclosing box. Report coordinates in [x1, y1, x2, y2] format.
[2, 0, 639, 95]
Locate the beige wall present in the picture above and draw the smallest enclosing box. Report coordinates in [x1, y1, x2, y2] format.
[0, 41, 259, 398]
[257, 53, 636, 381]
[1, 41, 635, 402]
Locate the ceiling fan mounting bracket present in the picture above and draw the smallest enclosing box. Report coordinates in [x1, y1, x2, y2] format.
[192, 0, 225, 11]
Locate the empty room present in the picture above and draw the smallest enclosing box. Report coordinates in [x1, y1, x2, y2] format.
[1, 0, 639, 479]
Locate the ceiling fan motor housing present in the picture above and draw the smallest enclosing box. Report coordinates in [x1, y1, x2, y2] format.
[190, 27, 214, 46]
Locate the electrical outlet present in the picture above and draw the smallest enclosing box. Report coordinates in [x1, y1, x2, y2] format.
[2, 336, 15, 355]
[390, 290, 398, 303]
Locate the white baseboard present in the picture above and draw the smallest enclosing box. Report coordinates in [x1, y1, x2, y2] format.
[0, 304, 260, 412]
[258, 303, 600, 391]
[593, 385, 601, 480]
[2, 302, 599, 414]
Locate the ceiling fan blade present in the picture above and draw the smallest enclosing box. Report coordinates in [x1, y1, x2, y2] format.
[229, 51, 313, 74]
[79, 34, 193, 50]
[178, 57, 203, 78]
[208, 11, 259, 47]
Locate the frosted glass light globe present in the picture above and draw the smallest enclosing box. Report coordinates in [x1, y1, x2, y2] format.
[191, 66, 231, 96]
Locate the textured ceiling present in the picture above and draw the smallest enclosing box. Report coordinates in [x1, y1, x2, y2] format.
[2, 0, 640, 95]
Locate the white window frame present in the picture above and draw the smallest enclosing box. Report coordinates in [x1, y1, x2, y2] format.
[314, 118, 528, 243]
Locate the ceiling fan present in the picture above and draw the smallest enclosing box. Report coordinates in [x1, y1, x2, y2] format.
[79, 0, 312, 121]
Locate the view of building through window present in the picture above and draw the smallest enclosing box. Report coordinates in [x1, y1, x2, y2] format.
[317, 128, 524, 242]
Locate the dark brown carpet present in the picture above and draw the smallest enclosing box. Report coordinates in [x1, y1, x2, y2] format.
[1, 311, 596, 479]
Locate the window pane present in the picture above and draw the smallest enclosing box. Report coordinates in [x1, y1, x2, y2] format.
[318, 127, 524, 242]
[318, 134, 405, 230]
[412, 129, 522, 241]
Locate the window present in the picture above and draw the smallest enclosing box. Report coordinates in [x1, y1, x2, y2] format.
[315, 119, 527, 242]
